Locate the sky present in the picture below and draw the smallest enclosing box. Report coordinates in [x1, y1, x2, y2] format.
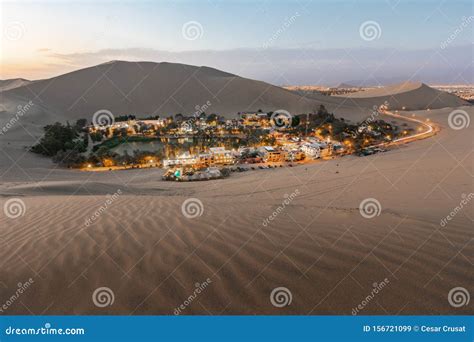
[1, 0, 473, 85]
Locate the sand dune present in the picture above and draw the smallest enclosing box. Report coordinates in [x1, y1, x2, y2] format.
[343, 82, 425, 97]
[0, 78, 31, 92]
[3, 61, 327, 121]
[3, 62, 465, 130]
[1, 106, 472, 315]
[336, 81, 468, 110]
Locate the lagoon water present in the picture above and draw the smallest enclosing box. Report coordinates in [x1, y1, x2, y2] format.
[111, 137, 244, 155]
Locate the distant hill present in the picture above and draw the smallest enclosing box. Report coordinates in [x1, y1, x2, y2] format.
[341, 76, 415, 87]
[1, 62, 469, 134]
[336, 83, 359, 89]
[335, 81, 468, 110]
[2, 61, 331, 121]
[0, 78, 31, 91]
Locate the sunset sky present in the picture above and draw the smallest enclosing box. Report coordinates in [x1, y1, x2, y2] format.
[1, 0, 472, 84]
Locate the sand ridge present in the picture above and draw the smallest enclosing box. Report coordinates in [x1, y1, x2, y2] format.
[0, 106, 472, 315]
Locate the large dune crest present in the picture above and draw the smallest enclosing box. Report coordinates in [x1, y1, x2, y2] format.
[1, 61, 469, 126]
[0, 78, 32, 91]
[336, 81, 468, 110]
[2, 60, 321, 121]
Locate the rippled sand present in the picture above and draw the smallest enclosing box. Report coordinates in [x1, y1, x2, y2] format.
[0, 107, 472, 315]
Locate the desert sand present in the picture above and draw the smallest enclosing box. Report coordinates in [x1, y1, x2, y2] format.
[0, 79, 31, 92]
[335, 81, 468, 111]
[2, 62, 466, 125]
[0, 104, 472, 315]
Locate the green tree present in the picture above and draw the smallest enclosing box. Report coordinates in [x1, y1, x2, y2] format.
[31, 122, 78, 156]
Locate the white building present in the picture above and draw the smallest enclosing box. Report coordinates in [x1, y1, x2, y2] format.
[209, 147, 234, 165]
[301, 143, 321, 159]
[163, 153, 199, 168]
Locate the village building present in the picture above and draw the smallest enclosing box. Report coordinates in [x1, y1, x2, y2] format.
[209, 147, 234, 165]
[258, 146, 286, 163]
[285, 150, 305, 162]
[301, 143, 321, 159]
[163, 153, 199, 168]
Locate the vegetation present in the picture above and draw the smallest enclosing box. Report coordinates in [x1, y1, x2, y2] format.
[32, 106, 402, 168]
[30, 121, 89, 167]
[31, 122, 87, 157]
[115, 114, 136, 122]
